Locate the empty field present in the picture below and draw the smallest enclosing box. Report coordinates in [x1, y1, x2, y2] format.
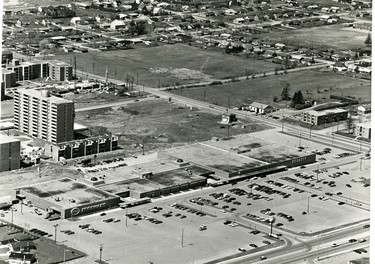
[257, 24, 370, 50]
[169, 70, 371, 108]
[55, 44, 276, 87]
[75, 99, 271, 153]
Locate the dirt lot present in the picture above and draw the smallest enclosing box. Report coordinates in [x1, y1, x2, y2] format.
[257, 24, 370, 50]
[54, 44, 277, 87]
[75, 99, 271, 154]
[168, 69, 371, 108]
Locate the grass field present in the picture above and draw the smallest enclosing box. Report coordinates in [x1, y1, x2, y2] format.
[257, 24, 370, 50]
[168, 70, 371, 108]
[75, 99, 271, 153]
[55, 44, 277, 87]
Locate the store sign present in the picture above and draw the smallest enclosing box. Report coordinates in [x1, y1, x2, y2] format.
[70, 202, 107, 216]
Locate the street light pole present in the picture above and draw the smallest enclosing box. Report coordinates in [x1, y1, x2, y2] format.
[181, 228, 184, 248]
[99, 244, 103, 264]
[53, 224, 59, 243]
[11, 207, 13, 225]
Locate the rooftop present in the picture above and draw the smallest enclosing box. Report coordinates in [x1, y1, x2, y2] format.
[16, 178, 117, 209]
[305, 108, 348, 116]
[0, 134, 20, 144]
[16, 88, 74, 105]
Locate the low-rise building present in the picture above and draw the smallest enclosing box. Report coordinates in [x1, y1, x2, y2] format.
[247, 102, 275, 114]
[45, 135, 118, 161]
[358, 104, 371, 115]
[300, 108, 348, 125]
[353, 121, 371, 140]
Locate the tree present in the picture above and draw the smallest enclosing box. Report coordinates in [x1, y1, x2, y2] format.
[290, 90, 304, 108]
[273, 96, 278, 102]
[364, 33, 371, 46]
[280, 83, 291, 100]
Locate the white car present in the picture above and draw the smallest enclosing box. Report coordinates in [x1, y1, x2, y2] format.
[331, 243, 339, 248]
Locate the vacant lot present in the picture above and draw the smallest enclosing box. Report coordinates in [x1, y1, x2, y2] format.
[258, 24, 370, 50]
[169, 70, 371, 108]
[55, 44, 276, 87]
[75, 99, 271, 153]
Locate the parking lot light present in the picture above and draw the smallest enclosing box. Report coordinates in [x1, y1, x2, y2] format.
[53, 224, 59, 243]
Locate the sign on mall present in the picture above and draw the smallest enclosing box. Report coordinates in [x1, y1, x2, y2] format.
[70, 202, 108, 216]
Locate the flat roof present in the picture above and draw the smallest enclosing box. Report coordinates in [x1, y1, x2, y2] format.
[100, 165, 208, 194]
[0, 134, 20, 144]
[16, 178, 117, 209]
[86, 158, 181, 184]
[305, 108, 348, 116]
[16, 88, 73, 105]
[162, 134, 312, 174]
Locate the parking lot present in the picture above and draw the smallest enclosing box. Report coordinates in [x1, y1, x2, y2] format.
[3, 129, 370, 264]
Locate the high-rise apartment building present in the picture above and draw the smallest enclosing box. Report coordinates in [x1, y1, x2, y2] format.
[14, 89, 75, 143]
[48, 60, 73, 81]
[0, 134, 20, 172]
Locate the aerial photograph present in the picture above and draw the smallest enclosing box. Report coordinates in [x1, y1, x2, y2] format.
[0, 0, 372, 263]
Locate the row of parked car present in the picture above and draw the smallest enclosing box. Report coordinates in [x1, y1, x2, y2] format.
[29, 228, 52, 237]
[170, 203, 206, 217]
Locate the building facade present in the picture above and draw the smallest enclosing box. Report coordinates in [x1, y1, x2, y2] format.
[45, 135, 118, 161]
[14, 89, 74, 143]
[353, 121, 371, 140]
[48, 60, 73, 81]
[0, 134, 20, 172]
[4, 59, 49, 82]
[300, 108, 348, 125]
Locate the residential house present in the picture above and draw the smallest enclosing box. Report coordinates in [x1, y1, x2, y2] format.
[110, 20, 126, 30]
[248, 102, 275, 114]
[358, 104, 371, 115]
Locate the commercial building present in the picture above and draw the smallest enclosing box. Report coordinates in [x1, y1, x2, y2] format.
[160, 134, 316, 178]
[353, 121, 371, 140]
[300, 108, 348, 126]
[14, 178, 120, 219]
[45, 135, 118, 161]
[0, 134, 20, 172]
[14, 89, 74, 143]
[48, 60, 73, 81]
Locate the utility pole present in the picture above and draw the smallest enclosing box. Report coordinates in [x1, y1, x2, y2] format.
[136, 72, 139, 85]
[92, 63, 95, 74]
[105, 67, 108, 84]
[99, 244, 103, 264]
[299, 132, 302, 147]
[316, 163, 319, 181]
[73, 56, 77, 90]
[11, 207, 13, 224]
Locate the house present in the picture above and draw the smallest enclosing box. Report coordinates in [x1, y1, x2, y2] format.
[248, 102, 274, 114]
[224, 9, 236, 16]
[110, 20, 126, 30]
[70, 17, 81, 24]
[221, 113, 237, 124]
[358, 104, 371, 115]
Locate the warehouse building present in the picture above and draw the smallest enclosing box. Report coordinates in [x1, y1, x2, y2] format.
[0, 134, 20, 172]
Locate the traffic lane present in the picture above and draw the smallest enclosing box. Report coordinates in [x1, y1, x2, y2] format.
[275, 239, 370, 264]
